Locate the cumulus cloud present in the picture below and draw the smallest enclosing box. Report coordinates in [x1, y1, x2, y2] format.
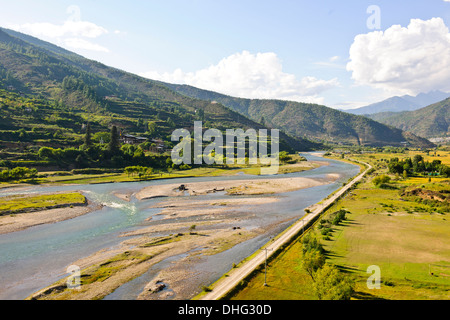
[8, 5, 109, 52]
[13, 20, 108, 39]
[141, 51, 339, 104]
[64, 38, 109, 53]
[347, 18, 450, 95]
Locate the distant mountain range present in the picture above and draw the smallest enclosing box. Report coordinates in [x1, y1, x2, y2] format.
[368, 98, 450, 139]
[345, 91, 450, 115]
[0, 27, 435, 150]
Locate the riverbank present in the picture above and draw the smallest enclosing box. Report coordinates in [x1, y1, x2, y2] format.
[1, 157, 322, 188]
[26, 167, 342, 300]
[0, 192, 99, 235]
[135, 174, 339, 200]
[198, 159, 370, 300]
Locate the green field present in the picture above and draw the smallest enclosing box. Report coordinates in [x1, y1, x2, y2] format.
[0, 192, 87, 215]
[230, 150, 450, 300]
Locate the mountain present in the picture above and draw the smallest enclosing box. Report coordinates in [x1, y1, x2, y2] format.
[0, 27, 315, 153]
[0, 27, 434, 151]
[368, 98, 450, 139]
[345, 91, 450, 115]
[161, 83, 434, 148]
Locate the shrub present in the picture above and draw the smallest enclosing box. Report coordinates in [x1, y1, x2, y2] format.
[373, 175, 391, 187]
[313, 264, 354, 300]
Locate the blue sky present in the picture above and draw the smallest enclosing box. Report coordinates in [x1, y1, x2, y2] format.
[1, 0, 450, 109]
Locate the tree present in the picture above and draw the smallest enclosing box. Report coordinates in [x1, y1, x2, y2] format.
[38, 147, 54, 160]
[108, 125, 121, 155]
[372, 175, 391, 187]
[93, 131, 110, 144]
[313, 264, 354, 300]
[166, 117, 175, 129]
[388, 162, 403, 175]
[403, 170, 408, 179]
[84, 123, 92, 148]
[279, 151, 292, 163]
[301, 249, 325, 281]
[301, 234, 324, 255]
[147, 121, 158, 136]
[412, 154, 424, 173]
[197, 109, 205, 121]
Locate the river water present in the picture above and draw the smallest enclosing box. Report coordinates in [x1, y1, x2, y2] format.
[0, 153, 359, 300]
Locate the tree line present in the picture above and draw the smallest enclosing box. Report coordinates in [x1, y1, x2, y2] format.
[0, 167, 37, 182]
[388, 155, 450, 178]
[300, 231, 354, 300]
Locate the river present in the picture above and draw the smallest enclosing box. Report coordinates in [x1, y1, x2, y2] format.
[0, 153, 359, 300]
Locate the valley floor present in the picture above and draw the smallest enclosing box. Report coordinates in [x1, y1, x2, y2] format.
[19, 159, 337, 300]
[229, 151, 450, 300]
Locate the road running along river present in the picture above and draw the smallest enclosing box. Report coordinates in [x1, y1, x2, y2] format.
[0, 153, 360, 300]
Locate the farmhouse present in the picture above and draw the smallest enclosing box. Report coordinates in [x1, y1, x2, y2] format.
[120, 134, 148, 145]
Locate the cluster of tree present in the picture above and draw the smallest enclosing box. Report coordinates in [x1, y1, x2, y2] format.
[317, 209, 349, 240]
[300, 234, 354, 300]
[372, 175, 391, 187]
[0, 167, 37, 182]
[388, 155, 450, 178]
[61, 76, 108, 108]
[36, 125, 170, 170]
[124, 166, 153, 178]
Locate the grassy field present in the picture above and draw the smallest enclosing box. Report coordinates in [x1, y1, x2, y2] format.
[0, 192, 87, 215]
[230, 149, 450, 300]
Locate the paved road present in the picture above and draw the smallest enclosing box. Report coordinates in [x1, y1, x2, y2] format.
[200, 160, 372, 300]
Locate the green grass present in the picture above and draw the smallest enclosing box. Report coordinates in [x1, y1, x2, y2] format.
[229, 151, 450, 300]
[229, 239, 317, 300]
[0, 192, 86, 215]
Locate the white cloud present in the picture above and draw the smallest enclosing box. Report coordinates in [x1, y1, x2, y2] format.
[141, 51, 339, 104]
[347, 18, 450, 95]
[329, 56, 340, 62]
[12, 20, 108, 39]
[8, 5, 109, 53]
[64, 38, 109, 53]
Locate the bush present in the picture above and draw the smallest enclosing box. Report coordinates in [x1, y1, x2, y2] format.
[313, 264, 354, 300]
[0, 167, 38, 182]
[301, 234, 324, 254]
[331, 209, 348, 225]
[373, 175, 391, 187]
[179, 164, 192, 170]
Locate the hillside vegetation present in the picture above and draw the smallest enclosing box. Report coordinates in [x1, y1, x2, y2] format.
[368, 98, 450, 139]
[0, 27, 316, 172]
[163, 83, 434, 148]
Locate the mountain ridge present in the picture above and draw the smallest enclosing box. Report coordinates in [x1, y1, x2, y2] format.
[368, 98, 450, 139]
[0, 27, 317, 153]
[345, 90, 450, 115]
[0, 27, 434, 150]
[160, 83, 434, 148]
